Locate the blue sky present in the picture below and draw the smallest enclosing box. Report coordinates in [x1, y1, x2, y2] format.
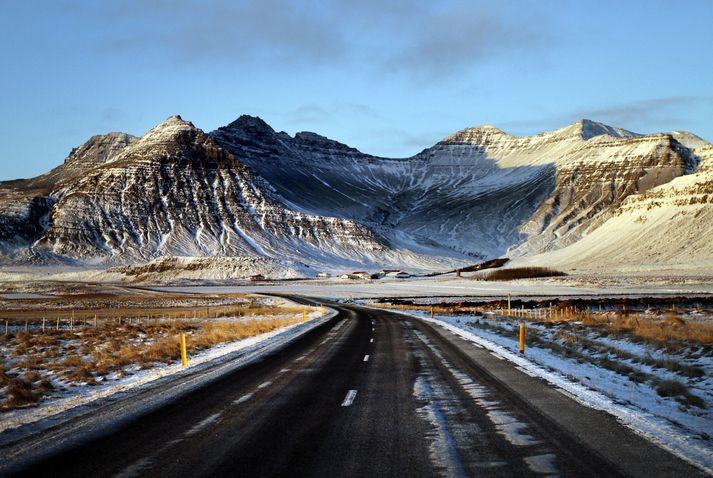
[1, 0, 712, 180]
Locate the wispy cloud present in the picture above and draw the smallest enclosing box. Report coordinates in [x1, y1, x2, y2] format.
[499, 96, 713, 135]
[382, 5, 553, 79]
[574, 96, 713, 126]
[88, 0, 347, 65]
[285, 103, 383, 126]
[72, 0, 554, 80]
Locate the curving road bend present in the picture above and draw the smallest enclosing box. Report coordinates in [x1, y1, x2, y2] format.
[3, 299, 705, 477]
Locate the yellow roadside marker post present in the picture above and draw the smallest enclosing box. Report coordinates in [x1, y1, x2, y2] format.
[303, 310, 307, 322]
[180, 333, 188, 366]
[519, 324, 526, 354]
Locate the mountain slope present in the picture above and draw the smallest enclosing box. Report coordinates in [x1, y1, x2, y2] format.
[516, 153, 713, 272]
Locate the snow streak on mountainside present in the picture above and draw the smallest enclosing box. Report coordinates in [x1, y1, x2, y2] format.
[0, 114, 710, 274]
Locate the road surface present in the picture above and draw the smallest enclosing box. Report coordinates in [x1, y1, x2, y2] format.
[2, 300, 705, 477]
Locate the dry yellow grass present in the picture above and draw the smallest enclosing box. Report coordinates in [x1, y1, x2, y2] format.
[378, 302, 713, 345]
[1, 293, 315, 411]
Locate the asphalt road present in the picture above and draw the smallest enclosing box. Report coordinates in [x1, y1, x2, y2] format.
[4, 300, 705, 477]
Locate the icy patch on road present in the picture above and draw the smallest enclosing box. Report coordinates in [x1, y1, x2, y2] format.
[524, 454, 558, 474]
[413, 330, 542, 450]
[412, 375, 467, 478]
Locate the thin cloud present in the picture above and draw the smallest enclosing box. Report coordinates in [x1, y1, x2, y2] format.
[285, 103, 383, 126]
[576, 96, 712, 126]
[382, 5, 553, 79]
[88, 0, 347, 65]
[499, 96, 713, 135]
[70, 0, 554, 79]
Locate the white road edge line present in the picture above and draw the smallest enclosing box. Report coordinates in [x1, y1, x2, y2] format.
[341, 389, 358, 407]
[363, 355, 370, 362]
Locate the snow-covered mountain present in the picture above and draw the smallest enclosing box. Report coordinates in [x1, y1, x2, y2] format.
[0, 114, 710, 275]
[212, 116, 706, 265]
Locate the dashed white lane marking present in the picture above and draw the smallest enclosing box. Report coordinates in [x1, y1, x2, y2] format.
[372, 327, 375, 331]
[341, 389, 358, 407]
[295, 355, 306, 361]
[185, 412, 222, 436]
[257, 381, 272, 389]
[363, 355, 370, 362]
[234, 393, 253, 404]
[115, 457, 153, 478]
[370, 338, 374, 343]
[279, 368, 290, 373]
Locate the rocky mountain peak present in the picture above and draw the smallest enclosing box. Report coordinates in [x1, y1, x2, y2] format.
[126, 115, 203, 155]
[441, 124, 508, 145]
[143, 114, 196, 136]
[670, 130, 711, 150]
[64, 132, 137, 166]
[223, 115, 275, 136]
[293, 131, 359, 152]
[558, 119, 638, 140]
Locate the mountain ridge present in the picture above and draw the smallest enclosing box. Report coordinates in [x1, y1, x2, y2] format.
[0, 114, 710, 275]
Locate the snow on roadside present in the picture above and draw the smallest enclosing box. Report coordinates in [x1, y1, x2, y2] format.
[0, 309, 329, 435]
[396, 309, 713, 475]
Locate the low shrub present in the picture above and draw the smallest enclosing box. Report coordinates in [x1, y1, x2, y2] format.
[478, 267, 567, 281]
[655, 379, 706, 408]
[5, 378, 37, 408]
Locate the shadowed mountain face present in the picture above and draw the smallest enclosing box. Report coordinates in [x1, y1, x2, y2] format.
[0, 115, 709, 271]
[211, 117, 701, 260]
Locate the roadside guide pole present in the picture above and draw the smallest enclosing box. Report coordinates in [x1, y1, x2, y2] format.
[180, 333, 188, 367]
[519, 323, 526, 354]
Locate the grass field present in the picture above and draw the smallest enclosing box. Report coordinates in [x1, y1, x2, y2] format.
[0, 286, 317, 411]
